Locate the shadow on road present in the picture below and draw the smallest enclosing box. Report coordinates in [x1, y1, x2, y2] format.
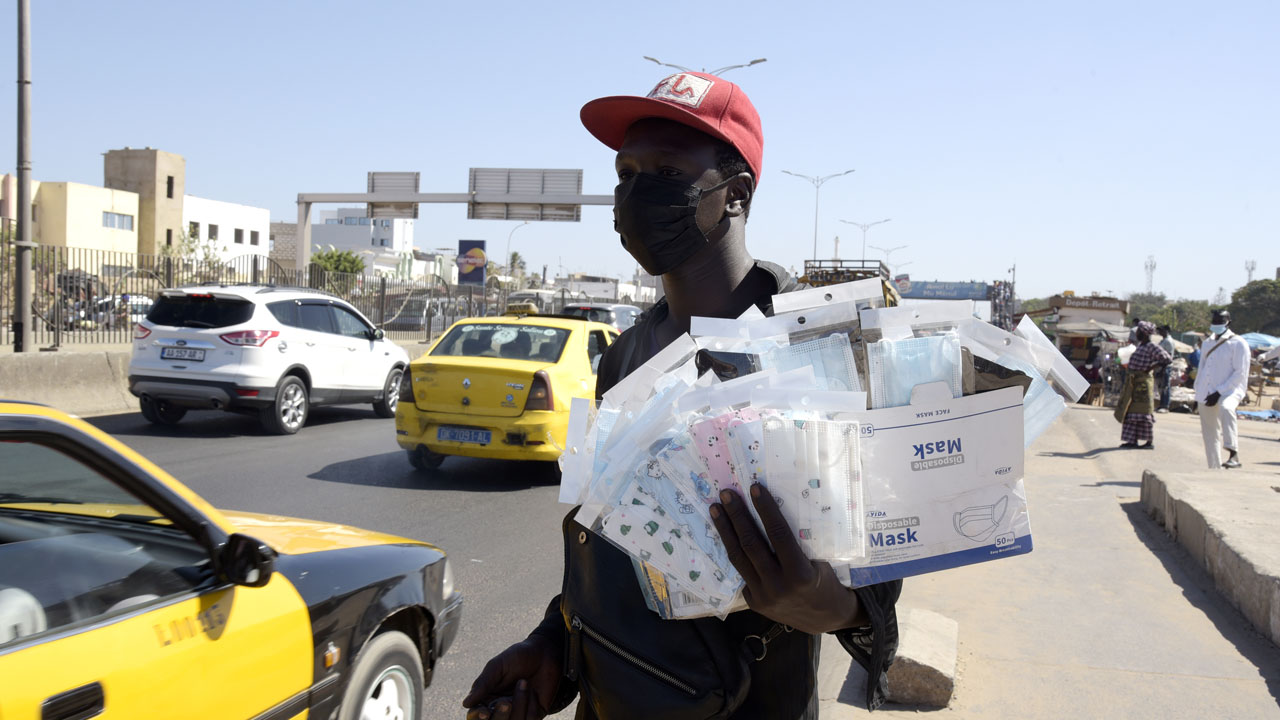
[1120, 500, 1280, 703]
[1079, 479, 1141, 488]
[1038, 446, 1135, 460]
[308, 451, 560, 493]
[88, 406, 379, 439]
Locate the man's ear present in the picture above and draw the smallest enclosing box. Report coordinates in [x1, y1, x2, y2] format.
[723, 172, 754, 218]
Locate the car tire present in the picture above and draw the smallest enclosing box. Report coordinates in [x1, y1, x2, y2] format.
[408, 447, 445, 472]
[139, 396, 186, 426]
[261, 375, 309, 435]
[373, 367, 403, 419]
[337, 630, 423, 720]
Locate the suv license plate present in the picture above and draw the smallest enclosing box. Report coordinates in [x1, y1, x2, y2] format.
[437, 427, 491, 445]
[161, 347, 206, 361]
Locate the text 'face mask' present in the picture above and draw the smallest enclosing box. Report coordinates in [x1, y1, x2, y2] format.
[614, 173, 733, 276]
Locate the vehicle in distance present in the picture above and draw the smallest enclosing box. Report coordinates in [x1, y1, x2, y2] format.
[0, 401, 461, 719]
[559, 303, 642, 331]
[396, 315, 618, 469]
[128, 285, 410, 434]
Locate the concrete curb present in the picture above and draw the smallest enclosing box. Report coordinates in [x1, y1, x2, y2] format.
[0, 350, 135, 417]
[886, 607, 958, 707]
[1141, 469, 1280, 647]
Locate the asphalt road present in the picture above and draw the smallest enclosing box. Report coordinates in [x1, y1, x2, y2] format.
[90, 405, 574, 720]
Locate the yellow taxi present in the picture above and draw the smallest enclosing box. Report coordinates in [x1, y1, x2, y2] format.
[0, 401, 461, 719]
[395, 314, 619, 469]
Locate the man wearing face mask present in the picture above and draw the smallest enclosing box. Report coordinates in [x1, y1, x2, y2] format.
[1195, 310, 1250, 469]
[464, 73, 901, 720]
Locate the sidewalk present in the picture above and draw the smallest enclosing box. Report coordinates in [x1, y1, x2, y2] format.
[820, 404, 1280, 718]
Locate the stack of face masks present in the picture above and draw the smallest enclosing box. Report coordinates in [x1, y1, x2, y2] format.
[559, 279, 1087, 620]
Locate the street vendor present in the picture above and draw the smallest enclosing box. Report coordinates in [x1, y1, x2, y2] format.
[464, 73, 902, 720]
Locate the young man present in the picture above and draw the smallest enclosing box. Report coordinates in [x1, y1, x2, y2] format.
[464, 73, 901, 720]
[1195, 310, 1250, 468]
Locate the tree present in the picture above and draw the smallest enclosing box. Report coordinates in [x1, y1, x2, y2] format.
[1124, 292, 1167, 324]
[1148, 299, 1211, 337]
[1018, 297, 1048, 314]
[311, 247, 365, 274]
[1228, 279, 1280, 334]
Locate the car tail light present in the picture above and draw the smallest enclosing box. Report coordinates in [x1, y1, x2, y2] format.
[525, 370, 554, 411]
[134, 323, 151, 340]
[399, 369, 416, 403]
[235, 389, 260, 397]
[219, 330, 280, 347]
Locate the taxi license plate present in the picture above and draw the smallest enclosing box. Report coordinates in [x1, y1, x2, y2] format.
[437, 427, 491, 445]
[161, 347, 206, 361]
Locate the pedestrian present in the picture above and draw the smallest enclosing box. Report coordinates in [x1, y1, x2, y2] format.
[1114, 321, 1171, 449]
[463, 72, 901, 720]
[1156, 325, 1176, 412]
[1195, 310, 1251, 468]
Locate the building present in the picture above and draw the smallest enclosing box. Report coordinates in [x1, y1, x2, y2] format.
[269, 222, 298, 269]
[1, 175, 139, 253]
[103, 147, 185, 255]
[311, 208, 416, 275]
[3, 149, 270, 261]
[183, 195, 270, 259]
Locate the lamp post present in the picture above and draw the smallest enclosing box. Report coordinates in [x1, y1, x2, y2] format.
[782, 169, 855, 262]
[505, 221, 530, 288]
[642, 56, 767, 76]
[838, 218, 891, 261]
[869, 243, 909, 267]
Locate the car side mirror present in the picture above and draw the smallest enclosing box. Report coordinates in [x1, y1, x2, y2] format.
[221, 533, 277, 588]
[370, 328, 386, 341]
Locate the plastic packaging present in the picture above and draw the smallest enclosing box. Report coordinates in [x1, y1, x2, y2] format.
[866, 334, 964, 409]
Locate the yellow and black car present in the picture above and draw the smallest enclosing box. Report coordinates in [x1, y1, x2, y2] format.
[0, 401, 461, 719]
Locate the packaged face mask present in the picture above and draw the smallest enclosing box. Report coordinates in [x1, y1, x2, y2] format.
[761, 334, 861, 392]
[866, 334, 964, 409]
[860, 302, 976, 344]
[760, 416, 866, 561]
[994, 353, 1066, 448]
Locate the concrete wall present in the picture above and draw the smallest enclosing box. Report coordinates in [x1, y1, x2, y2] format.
[0, 351, 135, 417]
[104, 148, 185, 254]
[269, 221, 299, 270]
[183, 195, 270, 259]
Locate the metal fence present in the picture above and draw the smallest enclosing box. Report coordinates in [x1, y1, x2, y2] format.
[1, 236, 638, 350]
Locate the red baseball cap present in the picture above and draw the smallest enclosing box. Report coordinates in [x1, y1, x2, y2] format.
[581, 72, 764, 181]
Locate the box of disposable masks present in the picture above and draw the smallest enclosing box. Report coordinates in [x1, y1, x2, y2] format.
[833, 382, 1032, 587]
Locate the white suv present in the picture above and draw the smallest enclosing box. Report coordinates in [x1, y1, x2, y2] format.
[128, 285, 410, 434]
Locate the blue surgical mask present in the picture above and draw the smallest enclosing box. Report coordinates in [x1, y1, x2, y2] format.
[762, 334, 861, 392]
[1210, 323, 1227, 335]
[866, 334, 964, 409]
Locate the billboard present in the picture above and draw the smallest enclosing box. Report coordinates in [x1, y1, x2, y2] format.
[456, 240, 487, 287]
[899, 281, 988, 300]
[467, 168, 583, 221]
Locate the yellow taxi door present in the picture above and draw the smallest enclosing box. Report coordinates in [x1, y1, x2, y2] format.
[0, 577, 313, 720]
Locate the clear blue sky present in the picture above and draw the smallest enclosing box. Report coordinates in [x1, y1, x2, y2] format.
[1, 0, 1275, 304]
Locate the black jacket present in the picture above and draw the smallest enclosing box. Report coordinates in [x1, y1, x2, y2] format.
[531, 261, 901, 719]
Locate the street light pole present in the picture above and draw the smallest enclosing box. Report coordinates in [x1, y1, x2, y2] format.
[642, 56, 767, 76]
[14, 0, 34, 352]
[869, 243, 909, 266]
[838, 218, 891, 261]
[782, 169, 855, 261]
[504, 221, 530, 288]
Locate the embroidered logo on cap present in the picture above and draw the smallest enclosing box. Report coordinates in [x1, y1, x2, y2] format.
[648, 73, 714, 109]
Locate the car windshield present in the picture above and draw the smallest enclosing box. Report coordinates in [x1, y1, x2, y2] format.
[147, 294, 254, 329]
[432, 323, 570, 362]
[563, 307, 615, 325]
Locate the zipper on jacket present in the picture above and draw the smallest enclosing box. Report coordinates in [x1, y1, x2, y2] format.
[569, 615, 698, 696]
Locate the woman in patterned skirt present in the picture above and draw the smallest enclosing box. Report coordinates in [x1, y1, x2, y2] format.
[1115, 321, 1172, 448]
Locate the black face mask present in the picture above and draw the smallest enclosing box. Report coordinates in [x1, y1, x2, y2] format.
[613, 173, 734, 276]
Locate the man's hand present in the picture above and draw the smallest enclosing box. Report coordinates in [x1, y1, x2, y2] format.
[711, 484, 863, 634]
[463, 636, 562, 720]
[1205, 391, 1221, 407]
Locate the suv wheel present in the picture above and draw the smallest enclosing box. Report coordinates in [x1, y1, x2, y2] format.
[372, 367, 403, 418]
[261, 376, 308, 435]
[140, 397, 187, 426]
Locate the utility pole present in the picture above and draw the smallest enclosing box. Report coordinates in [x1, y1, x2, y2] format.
[1245, 259, 1256, 283]
[14, 0, 34, 352]
[1144, 255, 1156, 294]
